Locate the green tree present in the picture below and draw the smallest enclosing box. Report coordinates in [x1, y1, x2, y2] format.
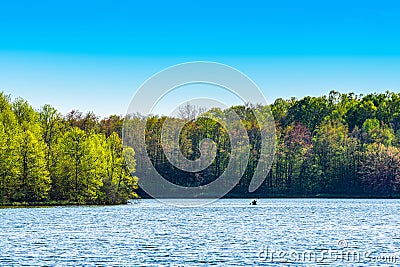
[285, 96, 330, 131]
[100, 132, 138, 204]
[13, 98, 51, 201]
[39, 104, 64, 163]
[54, 128, 106, 202]
[305, 120, 352, 194]
[0, 93, 20, 202]
[346, 99, 377, 130]
[361, 118, 395, 146]
[17, 129, 51, 201]
[39, 104, 64, 195]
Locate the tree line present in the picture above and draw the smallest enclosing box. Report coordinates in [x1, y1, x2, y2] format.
[0, 93, 138, 204]
[1, 90, 400, 203]
[126, 90, 400, 197]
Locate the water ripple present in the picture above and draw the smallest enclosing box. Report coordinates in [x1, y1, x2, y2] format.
[0, 199, 399, 266]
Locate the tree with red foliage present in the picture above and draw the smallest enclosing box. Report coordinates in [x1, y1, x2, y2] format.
[360, 144, 400, 196]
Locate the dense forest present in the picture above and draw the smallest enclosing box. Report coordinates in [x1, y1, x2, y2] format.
[1, 90, 400, 204]
[126, 90, 400, 198]
[0, 92, 138, 205]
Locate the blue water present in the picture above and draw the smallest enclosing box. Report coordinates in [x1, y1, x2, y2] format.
[1, 199, 400, 266]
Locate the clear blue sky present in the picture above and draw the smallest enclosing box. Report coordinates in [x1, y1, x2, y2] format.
[1, 0, 399, 117]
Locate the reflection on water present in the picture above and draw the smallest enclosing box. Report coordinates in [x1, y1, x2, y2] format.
[1, 199, 400, 266]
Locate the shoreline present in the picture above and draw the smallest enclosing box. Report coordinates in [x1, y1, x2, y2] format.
[0, 201, 129, 208]
[2, 195, 400, 208]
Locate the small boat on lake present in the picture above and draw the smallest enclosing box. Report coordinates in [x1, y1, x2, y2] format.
[127, 199, 141, 205]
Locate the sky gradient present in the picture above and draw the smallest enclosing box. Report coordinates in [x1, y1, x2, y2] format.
[1, 0, 399, 117]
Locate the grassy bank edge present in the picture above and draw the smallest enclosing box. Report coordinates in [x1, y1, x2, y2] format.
[0, 200, 134, 208]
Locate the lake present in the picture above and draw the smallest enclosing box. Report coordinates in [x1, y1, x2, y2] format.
[1, 199, 400, 266]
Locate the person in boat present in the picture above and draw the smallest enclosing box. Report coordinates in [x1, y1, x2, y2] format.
[250, 199, 257, 205]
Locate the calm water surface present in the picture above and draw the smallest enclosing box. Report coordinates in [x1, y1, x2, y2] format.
[1, 199, 400, 266]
